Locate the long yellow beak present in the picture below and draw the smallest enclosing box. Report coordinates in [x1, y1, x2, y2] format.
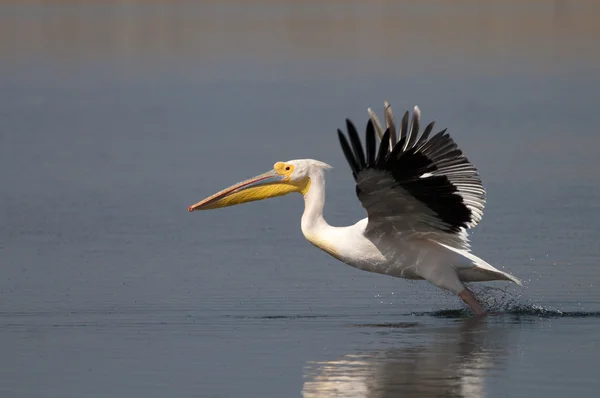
[188, 169, 304, 212]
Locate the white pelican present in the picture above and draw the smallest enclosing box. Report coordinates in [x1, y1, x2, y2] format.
[188, 103, 521, 315]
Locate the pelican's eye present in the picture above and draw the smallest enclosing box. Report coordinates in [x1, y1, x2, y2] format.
[274, 162, 294, 178]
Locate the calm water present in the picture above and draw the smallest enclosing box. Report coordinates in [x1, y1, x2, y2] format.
[2, 1, 600, 397]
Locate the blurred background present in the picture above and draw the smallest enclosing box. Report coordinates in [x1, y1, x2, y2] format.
[1, 1, 600, 397]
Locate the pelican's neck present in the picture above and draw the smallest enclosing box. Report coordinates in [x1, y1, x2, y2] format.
[300, 170, 329, 235]
[300, 169, 344, 259]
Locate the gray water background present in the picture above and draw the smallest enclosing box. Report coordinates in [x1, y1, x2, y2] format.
[1, 1, 600, 397]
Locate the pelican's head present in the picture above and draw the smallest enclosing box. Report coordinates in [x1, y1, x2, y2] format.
[188, 159, 332, 211]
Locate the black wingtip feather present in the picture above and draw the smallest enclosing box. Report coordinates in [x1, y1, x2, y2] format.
[416, 121, 435, 147]
[346, 119, 366, 169]
[407, 111, 420, 149]
[365, 120, 376, 167]
[375, 129, 391, 166]
[400, 111, 409, 141]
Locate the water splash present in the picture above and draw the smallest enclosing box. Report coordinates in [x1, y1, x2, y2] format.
[412, 286, 600, 318]
[471, 285, 529, 313]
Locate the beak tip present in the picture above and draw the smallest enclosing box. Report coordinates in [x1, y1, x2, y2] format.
[188, 206, 195, 212]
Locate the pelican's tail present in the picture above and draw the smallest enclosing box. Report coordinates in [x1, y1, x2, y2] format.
[436, 242, 523, 286]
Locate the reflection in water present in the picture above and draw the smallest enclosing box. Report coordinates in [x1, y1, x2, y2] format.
[303, 318, 509, 398]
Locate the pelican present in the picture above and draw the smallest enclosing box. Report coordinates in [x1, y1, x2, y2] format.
[188, 103, 521, 315]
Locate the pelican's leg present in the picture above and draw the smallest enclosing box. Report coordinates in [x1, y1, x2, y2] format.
[458, 288, 486, 315]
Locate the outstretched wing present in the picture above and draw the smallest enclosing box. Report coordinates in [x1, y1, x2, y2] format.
[337, 105, 486, 247]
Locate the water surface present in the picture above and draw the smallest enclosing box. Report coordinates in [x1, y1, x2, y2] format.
[1, 1, 600, 397]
